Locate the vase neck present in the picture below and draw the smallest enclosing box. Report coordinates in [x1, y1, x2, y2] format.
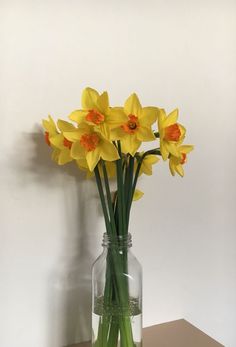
[102, 233, 132, 249]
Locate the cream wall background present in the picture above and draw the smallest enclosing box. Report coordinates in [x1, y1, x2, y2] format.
[0, 0, 236, 346]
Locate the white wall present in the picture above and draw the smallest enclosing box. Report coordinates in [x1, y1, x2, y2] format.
[1, 0, 236, 346]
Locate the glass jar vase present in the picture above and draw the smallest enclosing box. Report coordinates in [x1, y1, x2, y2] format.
[92, 233, 142, 347]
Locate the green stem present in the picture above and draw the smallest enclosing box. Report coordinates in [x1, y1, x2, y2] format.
[116, 141, 126, 235]
[94, 166, 112, 347]
[107, 315, 119, 346]
[101, 252, 117, 347]
[132, 149, 161, 201]
[126, 156, 134, 225]
[110, 249, 134, 347]
[127, 149, 161, 226]
[94, 158, 136, 347]
[101, 160, 117, 235]
[94, 165, 111, 233]
[124, 156, 129, 208]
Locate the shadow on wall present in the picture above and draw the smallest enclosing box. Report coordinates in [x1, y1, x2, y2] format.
[47, 181, 95, 347]
[13, 125, 101, 346]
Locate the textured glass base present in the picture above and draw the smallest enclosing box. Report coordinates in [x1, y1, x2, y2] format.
[92, 296, 142, 347]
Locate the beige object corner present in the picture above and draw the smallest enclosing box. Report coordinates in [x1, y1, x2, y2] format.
[67, 319, 224, 347]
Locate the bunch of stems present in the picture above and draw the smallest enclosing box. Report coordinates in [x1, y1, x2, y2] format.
[94, 141, 160, 347]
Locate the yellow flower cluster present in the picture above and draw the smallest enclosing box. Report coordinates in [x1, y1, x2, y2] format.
[42, 87, 193, 178]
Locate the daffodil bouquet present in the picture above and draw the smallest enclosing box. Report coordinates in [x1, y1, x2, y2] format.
[42, 87, 193, 347]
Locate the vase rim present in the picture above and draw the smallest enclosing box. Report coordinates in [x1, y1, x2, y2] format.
[102, 232, 132, 248]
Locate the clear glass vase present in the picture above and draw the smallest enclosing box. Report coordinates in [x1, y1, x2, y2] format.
[92, 233, 142, 347]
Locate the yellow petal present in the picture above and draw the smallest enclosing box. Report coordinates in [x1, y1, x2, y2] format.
[169, 160, 176, 176]
[106, 108, 128, 128]
[80, 123, 94, 133]
[105, 161, 116, 178]
[160, 142, 169, 161]
[50, 134, 64, 149]
[63, 131, 81, 141]
[51, 148, 60, 163]
[99, 123, 110, 140]
[141, 162, 152, 175]
[136, 126, 155, 142]
[145, 155, 160, 165]
[141, 155, 159, 175]
[71, 141, 86, 159]
[121, 135, 141, 156]
[42, 115, 57, 134]
[69, 110, 87, 124]
[86, 147, 101, 171]
[133, 189, 144, 201]
[64, 124, 92, 141]
[175, 164, 184, 177]
[97, 91, 109, 113]
[163, 109, 179, 127]
[139, 107, 159, 126]
[76, 158, 88, 170]
[110, 127, 125, 140]
[178, 124, 186, 143]
[157, 109, 166, 127]
[124, 93, 142, 117]
[48, 115, 56, 127]
[100, 141, 120, 161]
[57, 120, 76, 132]
[179, 145, 194, 154]
[165, 142, 181, 158]
[81, 87, 99, 109]
[58, 149, 73, 165]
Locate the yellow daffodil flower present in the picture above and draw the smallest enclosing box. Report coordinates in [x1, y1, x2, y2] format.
[133, 189, 144, 201]
[42, 116, 78, 165]
[136, 153, 160, 176]
[111, 93, 158, 156]
[42, 116, 61, 163]
[64, 123, 119, 171]
[48, 120, 78, 165]
[169, 145, 194, 177]
[158, 108, 186, 161]
[69, 87, 127, 140]
[42, 115, 58, 144]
